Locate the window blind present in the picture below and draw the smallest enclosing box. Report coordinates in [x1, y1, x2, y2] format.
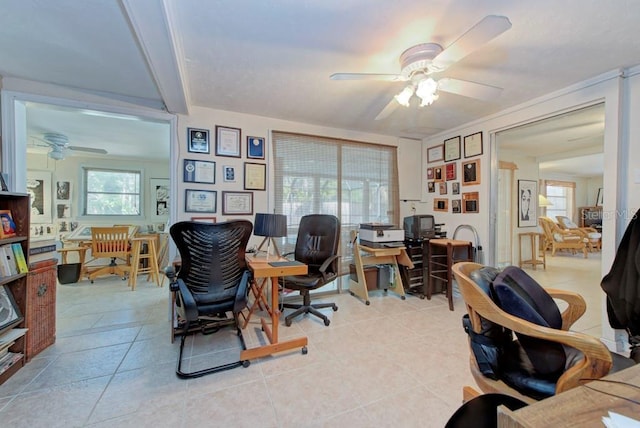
[272, 131, 399, 277]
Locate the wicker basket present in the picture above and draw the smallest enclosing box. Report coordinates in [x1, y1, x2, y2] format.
[25, 258, 57, 361]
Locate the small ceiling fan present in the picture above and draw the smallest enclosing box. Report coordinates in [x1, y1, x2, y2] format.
[330, 15, 512, 120]
[30, 132, 108, 160]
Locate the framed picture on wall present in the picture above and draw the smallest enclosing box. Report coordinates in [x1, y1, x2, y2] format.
[517, 180, 538, 227]
[27, 170, 52, 224]
[444, 136, 461, 162]
[247, 136, 265, 159]
[462, 159, 480, 186]
[187, 128, 210, 154]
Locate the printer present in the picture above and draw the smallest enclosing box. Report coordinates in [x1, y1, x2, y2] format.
[358, 223, 405, 247]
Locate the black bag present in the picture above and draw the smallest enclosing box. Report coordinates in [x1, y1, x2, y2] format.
[462, 314, 512, 379]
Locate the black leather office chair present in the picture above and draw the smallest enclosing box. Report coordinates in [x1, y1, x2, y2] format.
[280, 214, 340, 326]
[167, 220, 253, 378]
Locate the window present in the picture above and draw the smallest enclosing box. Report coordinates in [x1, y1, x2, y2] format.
[544, 180, 575, 221]
[273, 131, 399, 283]
[83, 167, 141, 216]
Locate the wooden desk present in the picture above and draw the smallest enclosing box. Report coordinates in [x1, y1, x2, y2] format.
[240, 256, 309, 360]
[497, 364, 640, 427]
[349, 242, 413, 305]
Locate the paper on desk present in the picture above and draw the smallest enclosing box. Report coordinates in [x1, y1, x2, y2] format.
[602, 411, 640, 428]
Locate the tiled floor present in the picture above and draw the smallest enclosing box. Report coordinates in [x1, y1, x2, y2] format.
[0, 252, 603, 427]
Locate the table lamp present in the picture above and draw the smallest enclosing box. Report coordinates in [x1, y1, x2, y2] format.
[253, 213, 287, 259]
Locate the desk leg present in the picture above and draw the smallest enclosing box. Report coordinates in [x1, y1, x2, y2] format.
[240, 277, 270, 329]
[348, 243, 370, 305]
[240, 276, 308, 360]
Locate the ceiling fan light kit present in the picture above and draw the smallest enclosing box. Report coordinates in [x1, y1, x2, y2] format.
[330, 15, 512, 120]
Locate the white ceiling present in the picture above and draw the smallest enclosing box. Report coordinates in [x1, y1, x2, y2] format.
[1, 0, 636, 168]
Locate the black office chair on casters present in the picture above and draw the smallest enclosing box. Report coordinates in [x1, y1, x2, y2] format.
[280, 214, 341, 327]
[166, 220, 253, 379]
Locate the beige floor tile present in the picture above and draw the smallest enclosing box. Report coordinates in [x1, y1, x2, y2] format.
[0, 255, 606, 427]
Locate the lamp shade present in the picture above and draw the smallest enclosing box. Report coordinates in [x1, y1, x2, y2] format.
[254, 213, 287, 238]
[538, 194, 553, 207]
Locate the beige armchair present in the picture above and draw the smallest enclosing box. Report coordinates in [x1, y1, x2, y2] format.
[539, 216, 588, 257]
[556, 215, 601, 251]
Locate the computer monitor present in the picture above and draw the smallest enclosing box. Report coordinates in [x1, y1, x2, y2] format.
[403, 215, 435, 240]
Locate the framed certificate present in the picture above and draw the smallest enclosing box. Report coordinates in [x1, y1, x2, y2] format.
[243, 162, 266, 191]
[185, 189, 217, 213]
[427, 144, 444, 163]
[215, 125, 242, 158]
[464, 132, 483, 158]
[222, 191, 253, 215]
[183, 159, 215, 184]
[444, 136, 461, 162]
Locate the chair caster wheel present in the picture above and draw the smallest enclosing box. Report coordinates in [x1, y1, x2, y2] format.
[420, 295, 425, 300]
[301, 346, 308, 355]
[332, 305, 338, 312]
[365, 301, 370, 305]
[401, 296, 406, 300]
[242, 360, 250, 368]
[384, 289, 388, 292]
[90, 280, 94, 284]
[285, 319, 292, 327]
[324, 319, 330, 326]
[350, 291, 354, 296]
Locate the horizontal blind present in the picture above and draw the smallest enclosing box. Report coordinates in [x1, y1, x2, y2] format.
[272, 131, 398, 275]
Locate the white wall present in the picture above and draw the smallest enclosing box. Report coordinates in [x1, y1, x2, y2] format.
[175, 106, 423, 247]
[422, 70, 628, 350]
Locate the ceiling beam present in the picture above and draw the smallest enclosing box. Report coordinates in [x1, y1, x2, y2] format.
[120, 0, 190, 114]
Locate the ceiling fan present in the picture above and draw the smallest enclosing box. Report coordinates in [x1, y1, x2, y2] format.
[330, 15, 512, 120]
[30, 132, 108, 160]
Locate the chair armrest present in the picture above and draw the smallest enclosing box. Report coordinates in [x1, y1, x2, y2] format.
[546, 288, 587, 330]
[318, 255, 340, 273]
[176, 278, 199, 322]
[480, 305, 612, 393]
[233, 270, 252, 314]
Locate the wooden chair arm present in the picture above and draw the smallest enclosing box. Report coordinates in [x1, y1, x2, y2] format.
[546, 288, 587, 329]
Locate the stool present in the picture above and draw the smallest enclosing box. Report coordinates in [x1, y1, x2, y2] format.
[518, 232, 546, 270]
[428, 238, 474, 311]
[128, 237, 160, 290]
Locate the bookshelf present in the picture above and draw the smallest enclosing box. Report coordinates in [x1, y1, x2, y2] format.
[0, 192, 30, 385]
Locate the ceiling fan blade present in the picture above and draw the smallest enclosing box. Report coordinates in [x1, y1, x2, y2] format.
[68, 146, 108, 154]
[431, 15, 512, 72]
[438, 78, 503, 101]
[330, 73, 407, 82]
[374, 97, 400, 121]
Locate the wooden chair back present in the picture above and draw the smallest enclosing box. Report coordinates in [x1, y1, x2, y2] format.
[91, 226, 131, 259]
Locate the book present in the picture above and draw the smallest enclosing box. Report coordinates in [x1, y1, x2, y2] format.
[11, 243, 28, 274]
[0, 352, 23, 375]
[2, 245, 18, 276]
[0, 246, 12, 277]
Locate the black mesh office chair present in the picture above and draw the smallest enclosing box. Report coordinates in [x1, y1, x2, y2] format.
[166, 220, 253, 378]
[280, 214, 340, 326]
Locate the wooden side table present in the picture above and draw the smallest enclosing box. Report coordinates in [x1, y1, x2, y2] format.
[428, 238, 474, 311]
[518, 232, 546, 270]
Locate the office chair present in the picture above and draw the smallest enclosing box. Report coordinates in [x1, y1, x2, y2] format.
[452, 262, 634, 403]
[167, 220, 253, 378]
[280, 214, 340, 327]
